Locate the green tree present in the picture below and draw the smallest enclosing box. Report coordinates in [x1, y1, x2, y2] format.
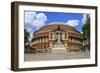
[24, 29, 30, 43]
[81, 15, 90, 50]
[82, 15, 90, 39]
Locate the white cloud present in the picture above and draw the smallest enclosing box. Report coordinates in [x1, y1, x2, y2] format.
[25, 12, 47, 31]
[26, 28, 32, 32]
[29, 33, 33, 41]
[25, 12, 47, 41]
[25, 12, 36, 24]
[32, 13, 47, 30]
[65, 19, 80, 27]
[81, 31, 83, 34]
[36, 13, 47, 21]
[81, 14, 87, 25]
[33, 19, 46, 30]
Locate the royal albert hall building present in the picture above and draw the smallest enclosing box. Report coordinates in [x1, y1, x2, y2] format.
[30, 22, 82, 53]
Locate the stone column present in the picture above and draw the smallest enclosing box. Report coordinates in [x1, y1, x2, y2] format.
[53, 33, 55, 40]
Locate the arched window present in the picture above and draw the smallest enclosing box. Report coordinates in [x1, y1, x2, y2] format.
[65, 33, 67, 39]
[50, 33, 53, 39]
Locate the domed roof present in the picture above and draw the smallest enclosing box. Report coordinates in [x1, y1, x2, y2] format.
[34, 22, 79, 33]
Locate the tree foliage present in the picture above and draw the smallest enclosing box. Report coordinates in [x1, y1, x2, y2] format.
[24, 29, 30, 43]
[82, 15, 90, 39]
[81, 15, 90, 50]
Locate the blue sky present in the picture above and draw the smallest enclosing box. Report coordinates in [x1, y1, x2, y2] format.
[43, 12, 83, 31]
[24, 11, 89, 40]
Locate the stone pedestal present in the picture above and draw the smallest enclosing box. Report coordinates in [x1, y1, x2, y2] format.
[51, 48, 67, 53]
[52, 42, 67, 53]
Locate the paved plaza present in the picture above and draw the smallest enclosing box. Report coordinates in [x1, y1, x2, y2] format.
[24, 51, 90, 61]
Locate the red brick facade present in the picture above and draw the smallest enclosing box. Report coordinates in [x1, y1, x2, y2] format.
[30, 23, 82, 52]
